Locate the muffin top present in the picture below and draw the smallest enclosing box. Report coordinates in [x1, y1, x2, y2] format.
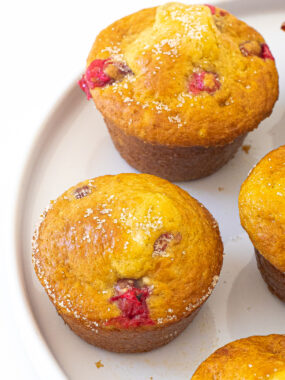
[239, 146, 285, 272]
[33, 174, 223, 330]
[192, 335, 285, 380]
[79, 2, 278, 147]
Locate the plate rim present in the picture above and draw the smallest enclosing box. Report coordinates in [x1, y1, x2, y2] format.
[11, 81, 79, 380]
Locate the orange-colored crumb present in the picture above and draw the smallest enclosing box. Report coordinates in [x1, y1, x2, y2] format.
[95, 360, 104, 369]
[242, 144, 251, 154]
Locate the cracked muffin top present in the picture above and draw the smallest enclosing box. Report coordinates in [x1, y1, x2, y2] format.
[192, 335, 285, 380]
[33, 174, 223, 330]
[79, 2, 278, 147]
[239, 145, 285, 272]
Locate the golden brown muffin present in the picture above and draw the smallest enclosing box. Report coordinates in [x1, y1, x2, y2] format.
[32, 173, 223, 352]
[78, 3, 278, 181]
[239, 146, 285, 301]
[192, 335, 285, 379]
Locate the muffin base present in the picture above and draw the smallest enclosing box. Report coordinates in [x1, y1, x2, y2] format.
[105, 118, 247, 182]
[60, 307, 200, 353]
[255, 249, 285, 302]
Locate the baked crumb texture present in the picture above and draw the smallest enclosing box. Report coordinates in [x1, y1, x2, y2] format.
[192, 335, 285, 379]
[33, 173, 223, 352]
[239, 146, 285, 272]
[82, 3, 278, 147]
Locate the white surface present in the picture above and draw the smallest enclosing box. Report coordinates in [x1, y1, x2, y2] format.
[1, 0, 285, 379]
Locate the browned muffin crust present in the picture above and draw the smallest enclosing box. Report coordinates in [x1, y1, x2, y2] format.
[106, 118, 246, 181]
[61, 307, 200, 353]
[239, 146, 285, 272]
[255, 249, 285, 302]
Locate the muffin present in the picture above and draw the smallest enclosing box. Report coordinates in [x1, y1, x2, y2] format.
[192, 335, 285, 379]
[32, 173, 223, 353]
[78, 3, 278, 181]
[239, 146, 285, 302]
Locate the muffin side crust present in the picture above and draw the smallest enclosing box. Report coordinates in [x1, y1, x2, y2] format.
[239, 146, 285, 272]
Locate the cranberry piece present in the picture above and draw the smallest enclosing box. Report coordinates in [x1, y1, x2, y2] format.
[78, 76, 92, 100]
[153, 232, 182, 256]
[189, 71, 220, 95]
[204, 4, 216, 15]
[78, 59, 133, 100]
[153, 233, 174, 254]
[86, 59, 112, 87]
[282, 22, 285, 32]
[220, 10, 228, 16]
[74, 185, 91, 199]
[261, 43, 275, 60]
[78, 59, 112, 99]
[240, 41, 274, 61]
[107, 279, 154, 328]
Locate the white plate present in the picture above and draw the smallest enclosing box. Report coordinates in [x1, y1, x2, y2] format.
[14, 1, 285, 379]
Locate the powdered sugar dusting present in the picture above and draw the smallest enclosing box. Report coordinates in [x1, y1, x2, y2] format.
[101, 45, 124, 61]
[184, 275, 220, 314]
[152, 101, 171, 113]
[152, 35, 181, 57]
[100, 3, 217, 125]
[84, 208, 93, 217]
[169, 5, 211, 40]
[168, 115, 185, 128]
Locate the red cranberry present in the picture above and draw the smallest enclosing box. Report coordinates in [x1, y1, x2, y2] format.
[78, 59, 133, 100]
[78, 59, 112, 100]
[282, 22, 285, 32]
[220, 10, 228, 16]
[189, 71, 220, 95]
[107, 279, 154, 328]
[78, 76, 92, 100]
[74, 185, 91, 199]
[261, 43, 275, 60]
[85, 59, 112, 87]
[204, 4, 216, 15]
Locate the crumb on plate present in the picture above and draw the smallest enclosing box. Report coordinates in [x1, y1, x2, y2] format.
[95, 360, 104, 369]
[242, 144, 251, 154]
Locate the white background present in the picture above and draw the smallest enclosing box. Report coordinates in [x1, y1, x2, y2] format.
[0, 0, 274, 379]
